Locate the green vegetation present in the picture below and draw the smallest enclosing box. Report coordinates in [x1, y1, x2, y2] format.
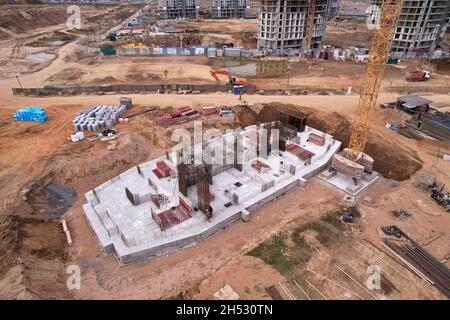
[248, 231, 313, 276]
[248, 207, 357, 276]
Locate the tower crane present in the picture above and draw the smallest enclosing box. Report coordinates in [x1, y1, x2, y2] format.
[305, 0, 317, 50]
[344, 0, 404, 162]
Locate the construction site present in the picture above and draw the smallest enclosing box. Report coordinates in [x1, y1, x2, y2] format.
[0, 0, 449, 301]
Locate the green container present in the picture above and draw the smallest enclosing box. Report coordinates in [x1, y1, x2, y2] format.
[100, 47, 116, 56]
[387, 57, 399, 64]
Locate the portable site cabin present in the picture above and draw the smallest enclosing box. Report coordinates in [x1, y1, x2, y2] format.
[396, 95, 432, 114]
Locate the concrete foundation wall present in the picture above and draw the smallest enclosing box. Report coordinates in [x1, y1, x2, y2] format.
[118, 212, 242, 264]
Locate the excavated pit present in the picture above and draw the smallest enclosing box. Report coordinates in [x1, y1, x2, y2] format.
[234, 102, 423, 181]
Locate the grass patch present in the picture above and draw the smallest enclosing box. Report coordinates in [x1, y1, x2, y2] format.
[248, 232, 312, 276]
[248, 207, 351, 275]
[321, 210, 344, 229]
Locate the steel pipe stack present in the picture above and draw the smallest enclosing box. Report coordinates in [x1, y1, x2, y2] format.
[384, 239, 450, 298]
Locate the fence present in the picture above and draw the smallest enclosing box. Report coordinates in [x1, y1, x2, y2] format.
[12, 84, 258, 97]
[117, 47, 209, 56]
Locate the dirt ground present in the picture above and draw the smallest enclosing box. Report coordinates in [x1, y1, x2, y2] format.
[167, 19, 258, 48]
[0, 3, 449, 300]
[0, 95, 449, 300]
[0, 4, 141, 79]
[324, 20, 373, 48]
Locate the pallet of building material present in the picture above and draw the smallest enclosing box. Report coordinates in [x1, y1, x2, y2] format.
[156, 115, 188, 126]
[332, 153, 364, 178]
[307, 132, 325, 146]
[72, 104, 127, 131]
[178, 106, 193, 114]
[201, 106, 218, 115]
[186, 111, 201, 120]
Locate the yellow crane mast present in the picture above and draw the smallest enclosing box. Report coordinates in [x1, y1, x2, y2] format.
[345, 0, 404, 162]
[305, 0, 316, 50]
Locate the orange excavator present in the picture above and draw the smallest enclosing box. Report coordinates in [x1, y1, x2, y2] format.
[209, 70, 247, 86]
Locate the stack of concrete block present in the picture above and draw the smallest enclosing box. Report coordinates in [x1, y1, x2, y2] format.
[72, 105, 127, 131]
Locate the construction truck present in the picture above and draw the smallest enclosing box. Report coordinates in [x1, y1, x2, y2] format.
[406, 70, 431, 82]
[209, 70, 247, 87]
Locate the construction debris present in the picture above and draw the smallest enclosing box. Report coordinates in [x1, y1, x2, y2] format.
[213, 285, 240, 300]
[392, 208, 413, 220]
[341, 211, 356, 224]
[219, 106, 234, 118]
[380, 226, 406, 240]
[61, 219, 73, 246]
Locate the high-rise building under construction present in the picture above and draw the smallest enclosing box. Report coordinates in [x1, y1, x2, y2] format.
[257, 0, 330, 52]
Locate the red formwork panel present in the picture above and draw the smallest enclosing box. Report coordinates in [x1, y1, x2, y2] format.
[201, 106, 218, 115]
[179, 196, 192, 216]
[286, 144, 315, 160]
[251, 159, 271, 173]
[156, 206, 192, 231]
[178, 106, 193, 114]
[307, 133, 325, 146]
[153, 160, 170, 179]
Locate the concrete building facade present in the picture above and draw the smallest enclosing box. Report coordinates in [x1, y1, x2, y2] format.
[159, 0, 200, 19]
[326, 0, 340, 20]
[374, 0, 450, 54]
[257, 0, 330, 52]
[211, 0, 251, 18]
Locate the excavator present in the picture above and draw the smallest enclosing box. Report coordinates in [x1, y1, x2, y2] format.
[209, 70, 247, 87]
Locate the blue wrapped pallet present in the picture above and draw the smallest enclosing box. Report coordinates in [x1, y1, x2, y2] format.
[14, 108, 48, 122]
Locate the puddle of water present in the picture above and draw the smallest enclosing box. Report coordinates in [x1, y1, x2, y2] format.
[212, 58, 287, 76]
[26, 52, 56, 61]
